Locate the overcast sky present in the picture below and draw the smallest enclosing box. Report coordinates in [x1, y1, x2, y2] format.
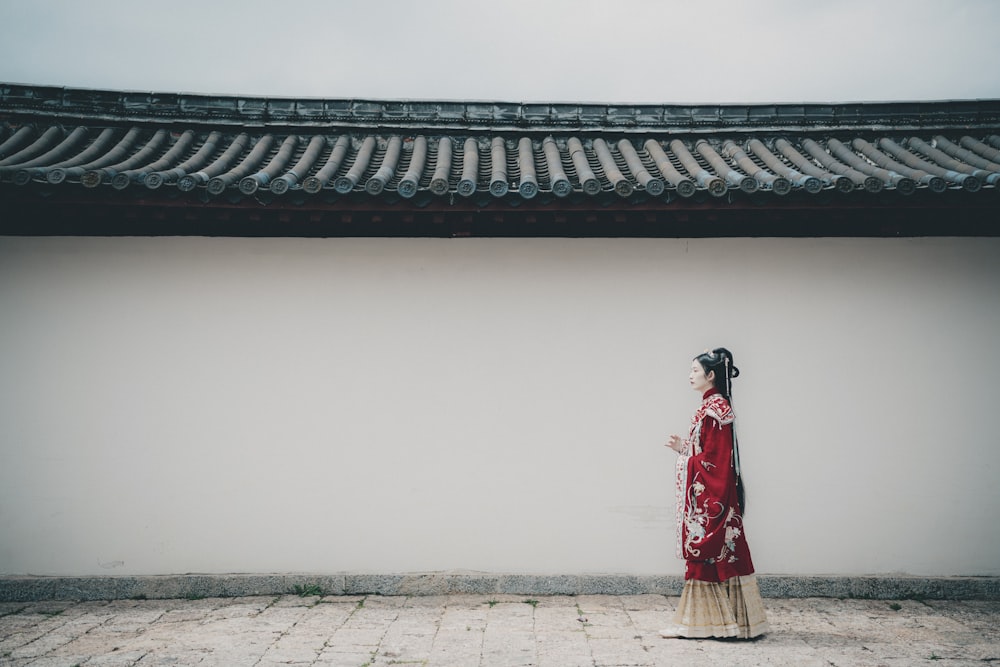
[1, 0, 999, 104]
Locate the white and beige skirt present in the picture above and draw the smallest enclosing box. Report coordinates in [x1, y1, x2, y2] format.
[663, 574, 769, 639]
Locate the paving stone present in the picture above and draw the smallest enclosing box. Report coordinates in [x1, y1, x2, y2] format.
[205, 598, 274, 620]
[9, 633, 78, 659]
[534, 607, 589, 633]
[313, 651, 376, 666]
[271, 594, 321, 608]
[319, 595, 367, 605]
[6, 658, 86, 667]
[0, 594, 998, 666]
[84, 650, 150, 665]
[156, 609, 211, 624]
[326, 627, 387, 648]
[576, 595, 624, 613]
[536, 629, 592, 665]
[377, 619, 437, 660]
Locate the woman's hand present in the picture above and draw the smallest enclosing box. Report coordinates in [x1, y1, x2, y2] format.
[666, 434, 684, 453]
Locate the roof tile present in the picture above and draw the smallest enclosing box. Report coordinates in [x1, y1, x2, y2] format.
[1, 84, 998, 208]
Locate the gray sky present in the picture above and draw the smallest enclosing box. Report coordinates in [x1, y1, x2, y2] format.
[1, 0, 999, 104]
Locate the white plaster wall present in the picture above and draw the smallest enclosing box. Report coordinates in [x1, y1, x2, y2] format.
[1, 236, 998, 577]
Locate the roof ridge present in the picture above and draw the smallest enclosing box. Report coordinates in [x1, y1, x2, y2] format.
[3, 83, 1000, 133]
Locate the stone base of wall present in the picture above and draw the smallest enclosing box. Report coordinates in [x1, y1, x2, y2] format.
[1, 573, 997, 602]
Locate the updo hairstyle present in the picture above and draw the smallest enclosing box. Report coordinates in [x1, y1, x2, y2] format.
[694, 347, 740, 401]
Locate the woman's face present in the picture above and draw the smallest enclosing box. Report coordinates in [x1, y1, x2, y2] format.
[689, 361, 715, 393]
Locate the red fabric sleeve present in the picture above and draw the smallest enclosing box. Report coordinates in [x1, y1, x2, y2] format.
[683, 416, 737, 562]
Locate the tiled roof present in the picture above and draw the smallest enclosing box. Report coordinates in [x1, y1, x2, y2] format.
[1, 84, 999, 237]
[3, 84, 1000, 201]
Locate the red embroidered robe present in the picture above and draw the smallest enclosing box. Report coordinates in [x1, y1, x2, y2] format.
[675, 388, 755, 582]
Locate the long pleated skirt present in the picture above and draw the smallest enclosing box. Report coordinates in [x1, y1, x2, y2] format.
[664, 574, 769, 639]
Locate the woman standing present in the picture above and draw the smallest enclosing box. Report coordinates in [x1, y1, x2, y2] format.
[661, 348, 768, 639]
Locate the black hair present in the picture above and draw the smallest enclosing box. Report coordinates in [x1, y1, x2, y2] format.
[693, 347, 746, 514]
[693, 347, 739, 401]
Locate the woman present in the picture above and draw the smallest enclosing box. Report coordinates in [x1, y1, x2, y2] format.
[661, 348, 768, 639]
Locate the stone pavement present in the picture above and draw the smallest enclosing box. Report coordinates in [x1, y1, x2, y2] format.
[1, 593, 997, 667]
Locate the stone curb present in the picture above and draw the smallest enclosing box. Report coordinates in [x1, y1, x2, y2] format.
[0, 573, 996, 602]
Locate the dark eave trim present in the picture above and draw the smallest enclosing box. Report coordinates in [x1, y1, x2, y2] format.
[2, 184, 996, 238]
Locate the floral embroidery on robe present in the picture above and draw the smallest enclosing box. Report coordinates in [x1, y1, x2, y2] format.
[674, 388, 755, 582]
